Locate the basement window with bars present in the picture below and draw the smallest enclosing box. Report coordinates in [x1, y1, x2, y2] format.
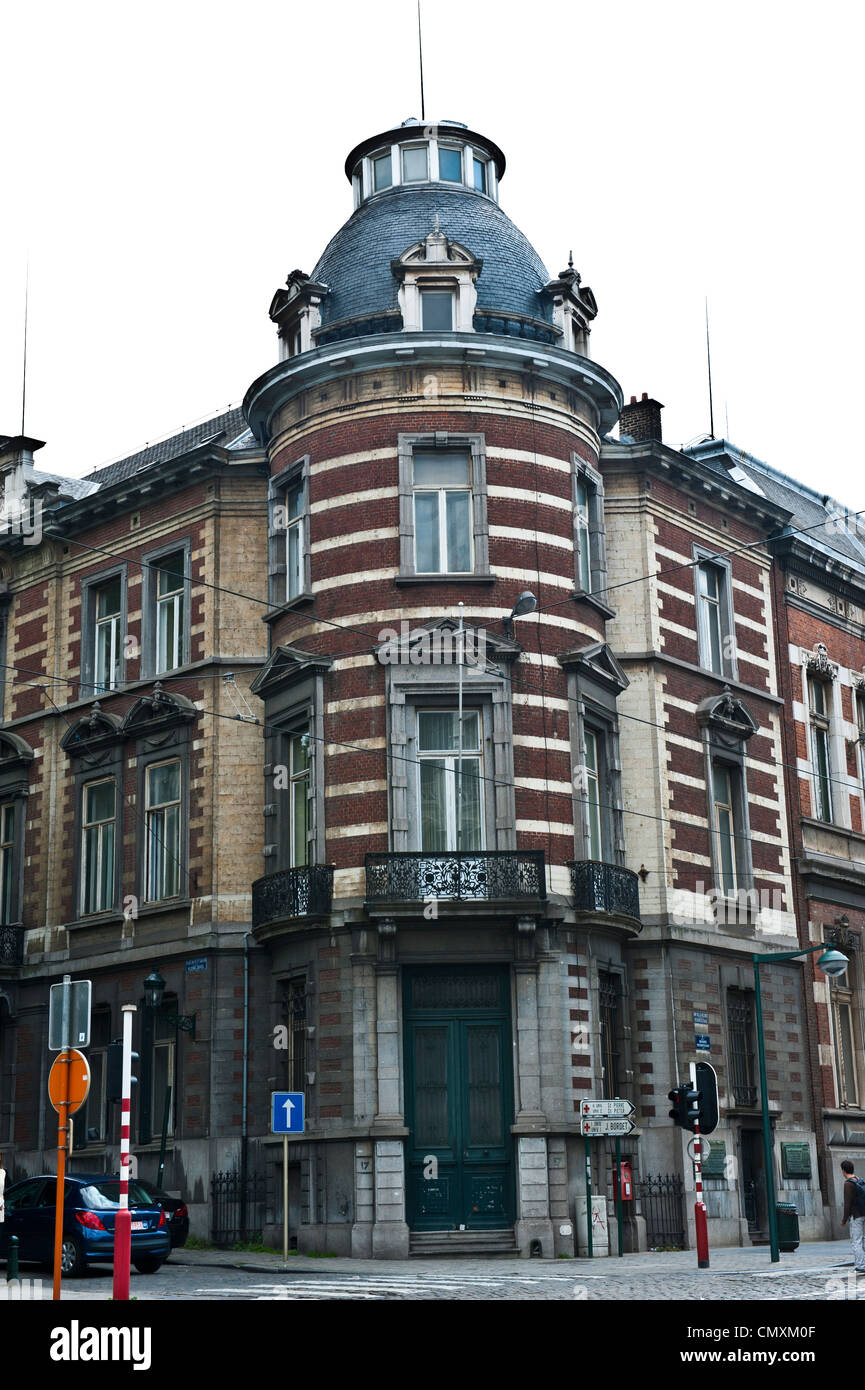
[280, 978, 308, 1093]
[598, 970, 622, 1100]
[726, 988, 758, 1107]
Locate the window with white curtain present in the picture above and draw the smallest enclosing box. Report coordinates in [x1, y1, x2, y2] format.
[413, 452, 472, 573]
[417, 710, 483, 851]
[81, 778, 116, 915]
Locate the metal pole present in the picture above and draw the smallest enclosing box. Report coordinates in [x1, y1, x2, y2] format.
[584, 1136, 593, 1258]
[283, 1134, 289, 1263]
[753, 957, 780, 1262]
[52, 975, 71, 1301]
[691, 1060, 709, 1268]
[456, 601, 464, 857]
[157, 1085, 172, 1189]
[615, 1136, 624, 1257]
[113, 1003, 136, 1300]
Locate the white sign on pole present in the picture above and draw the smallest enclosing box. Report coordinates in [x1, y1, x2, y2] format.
[580, 1099, 635, 1119]
[580, 1117, 636, 1137]
[49, 979, 92, 1051]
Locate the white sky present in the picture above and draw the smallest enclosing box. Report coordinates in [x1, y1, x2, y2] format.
[2, 0, 863, 510]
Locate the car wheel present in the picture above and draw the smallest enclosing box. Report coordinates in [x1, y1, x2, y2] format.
[60, 1238, 86, 1277]
[133, 1257, 164, 1274]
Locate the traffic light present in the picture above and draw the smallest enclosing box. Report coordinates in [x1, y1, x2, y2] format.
[668, 1085, 687, 1126]
[107, 1039, 139, 1103]
[668, 1062, 719, 1134]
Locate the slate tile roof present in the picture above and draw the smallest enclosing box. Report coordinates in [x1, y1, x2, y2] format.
[81, 407, 250, 491]
[311, 185, 552, 328]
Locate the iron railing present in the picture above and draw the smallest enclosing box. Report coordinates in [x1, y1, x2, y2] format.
[0, 923, 23, 969]
[210, 1170, 269, 1247]
[637, 1173, 686, 1249]
[365, 850, 546, 904]
[252, 865, 334, 928]
[569, 861, 641, 923]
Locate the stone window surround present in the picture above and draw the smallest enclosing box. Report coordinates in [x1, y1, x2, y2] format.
[268, 455, 313, 611]
[701, 730, 755, 907]
[70, 751, 124, 922]
[0, 734, 32, 927]
[354, 138, 497, 207]
[828, 957, 861, 1110]
[261, 669, 326, 869]
[397, 432, 489, 580]
[385, 660, 517, 853]
[134, 731, 191, 909]
[566, 678, 626, 866]
[802, 647, 847, 831]
[80, 561, 129, 698]
[140, 537, 192, 680]
[692, 543, 738, 683]
[570, 455, 608, 604]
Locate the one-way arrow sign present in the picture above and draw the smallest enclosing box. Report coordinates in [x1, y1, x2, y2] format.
[580, 1098, 636, 1119]
[271, 1090, 305, 1134]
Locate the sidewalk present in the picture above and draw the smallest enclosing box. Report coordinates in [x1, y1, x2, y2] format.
[167, 1236, 855, 1279]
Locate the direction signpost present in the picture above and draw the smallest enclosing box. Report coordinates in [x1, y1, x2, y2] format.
[272, 1092, 305, 1262]
[579, 1099, 636, 1259]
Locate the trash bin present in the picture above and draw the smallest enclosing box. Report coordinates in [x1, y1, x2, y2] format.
[776, 1202, 800, 1252]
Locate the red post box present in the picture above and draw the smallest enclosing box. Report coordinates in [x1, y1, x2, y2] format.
[613, 1160, 634, 1203]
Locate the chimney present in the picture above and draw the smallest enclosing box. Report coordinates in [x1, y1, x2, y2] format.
[619, 393, 663, 443]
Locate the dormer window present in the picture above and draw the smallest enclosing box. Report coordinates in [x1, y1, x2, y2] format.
[438, 146, 463, 182]
[402, 145, 428, 182]
[421, 289, 453, 331]
[372, 150, 393, 191]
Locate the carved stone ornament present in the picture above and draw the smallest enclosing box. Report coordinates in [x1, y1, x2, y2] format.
[851, 670, 865, 693]
[695, 686, 760, 743]
[804, 643, 838, 680]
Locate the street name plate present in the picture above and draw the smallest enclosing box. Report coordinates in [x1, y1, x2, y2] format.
[580, 1117, 636, 1137]
[579, 1098, 636, 1119]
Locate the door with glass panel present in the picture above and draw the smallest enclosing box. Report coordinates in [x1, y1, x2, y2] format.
[404, 966, 514, 1232]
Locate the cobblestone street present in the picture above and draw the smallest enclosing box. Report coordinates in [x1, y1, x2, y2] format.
[23, 1237, 861, 1301]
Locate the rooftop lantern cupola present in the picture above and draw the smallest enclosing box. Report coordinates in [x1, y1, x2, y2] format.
[345, 118, 505, 207]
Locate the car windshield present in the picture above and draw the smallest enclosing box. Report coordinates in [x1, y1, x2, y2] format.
[79, 1181, 154, 1209]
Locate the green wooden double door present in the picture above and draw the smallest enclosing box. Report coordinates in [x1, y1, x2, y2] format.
[404, 966, 515, 1231]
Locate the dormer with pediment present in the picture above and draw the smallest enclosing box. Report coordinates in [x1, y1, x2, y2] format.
[269, 269, 330, 361]
[542, 258, 599, 357]
[391, 223, 482, 333]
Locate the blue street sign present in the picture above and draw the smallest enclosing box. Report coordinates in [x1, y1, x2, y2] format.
[272, 1091, 305, 1134]
[695, 1034, 711, 1052]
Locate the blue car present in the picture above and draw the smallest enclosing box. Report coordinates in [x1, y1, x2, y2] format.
[0, 1174, 171, 1276]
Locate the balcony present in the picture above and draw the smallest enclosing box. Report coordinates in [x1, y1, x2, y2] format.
[365, 850, 546, 907]
[251, 865, 334, 934]
[569, 861, 641, 929]
[0, 923, 24, 970]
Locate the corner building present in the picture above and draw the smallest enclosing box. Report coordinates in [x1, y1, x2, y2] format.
[244, 119, 641, 1257]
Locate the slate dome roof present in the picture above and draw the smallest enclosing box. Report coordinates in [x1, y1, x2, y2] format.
[310, 184, 552, 335]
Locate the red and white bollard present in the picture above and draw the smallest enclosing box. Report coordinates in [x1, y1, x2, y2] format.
[691, 1061, 710, 1269]
[112, 1003, 136, 1300]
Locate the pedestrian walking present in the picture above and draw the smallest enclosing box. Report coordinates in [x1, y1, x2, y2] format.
[840, 1159, 865, 1272]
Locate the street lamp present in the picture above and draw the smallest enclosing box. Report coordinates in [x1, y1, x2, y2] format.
[753, 943, 848, 1262]
[504, 590, 537, 639]
[143, 968, 196, 1037]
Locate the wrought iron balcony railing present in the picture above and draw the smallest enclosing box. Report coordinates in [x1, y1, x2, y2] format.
[569, 860, 641, 925]
[0, 922, 24, 969]
[365, 850, 546, 904]
[252, 865, 334, 929]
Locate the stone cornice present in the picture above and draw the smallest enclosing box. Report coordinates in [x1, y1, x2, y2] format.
[243, 333, 623, 444]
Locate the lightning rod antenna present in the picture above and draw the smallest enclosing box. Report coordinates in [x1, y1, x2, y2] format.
[21, 260, 30, 435]
[417, 0, 425, 122]
[705, 296, 715, 439]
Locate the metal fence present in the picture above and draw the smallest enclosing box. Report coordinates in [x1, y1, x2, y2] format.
[637, 1173, 686, 1249]
[210, 1170, 269, 1247]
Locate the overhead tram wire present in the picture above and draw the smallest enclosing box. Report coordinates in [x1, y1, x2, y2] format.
[0, 656, 816, 870]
